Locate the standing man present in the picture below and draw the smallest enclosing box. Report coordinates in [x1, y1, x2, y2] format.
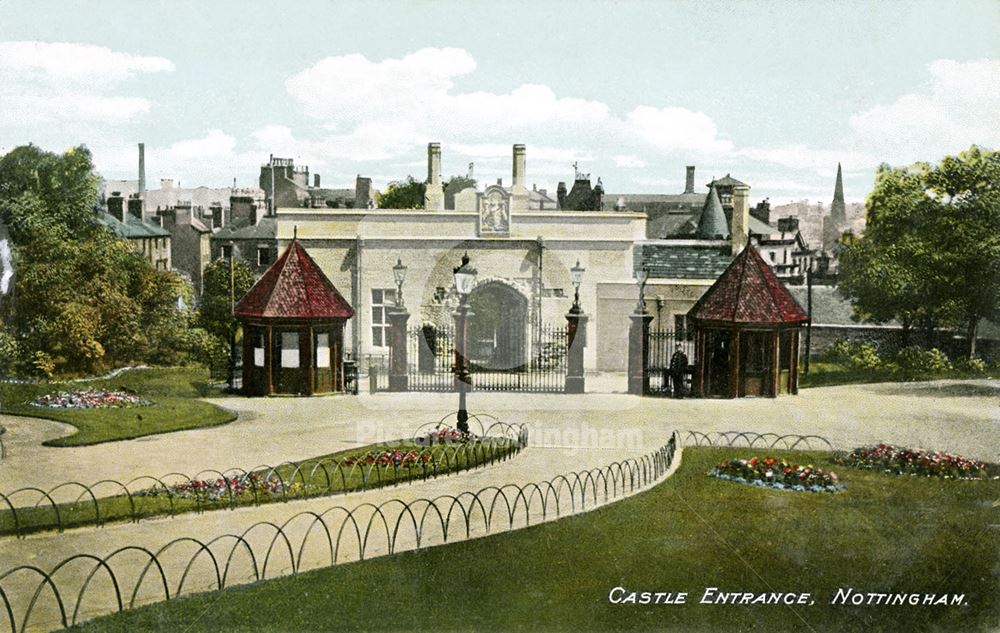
[669, 344, 688, 398]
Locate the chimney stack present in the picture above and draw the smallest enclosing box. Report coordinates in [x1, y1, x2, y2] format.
[314, 174, 321, 188]
[127, 194, 144, 220]
[107, 192, 126, 223]
[138, 143, 146, 196]
[731, 184, 751, 255]
[512, 144, 526, 190]
[684, 166, 695, 194]
[424, 142, 444, 210]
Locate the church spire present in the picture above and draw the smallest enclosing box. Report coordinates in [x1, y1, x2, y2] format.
[830, 163, 846, 224]
[823, 163, 848, 250]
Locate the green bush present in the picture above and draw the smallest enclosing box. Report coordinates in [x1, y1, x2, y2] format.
[955, 356, 987, 374]
[892, 346, 952, 378]
[821, 339, 882, 371]
[0, 330, 19, 377]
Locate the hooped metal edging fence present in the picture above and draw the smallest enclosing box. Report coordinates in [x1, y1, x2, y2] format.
[0, 432, 687, 633]
[0, 416, 528, 539]
[0, 430, 838, 633]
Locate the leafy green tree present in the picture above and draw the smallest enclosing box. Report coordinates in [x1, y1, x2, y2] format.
[376, 176, 426, 209]
[0, 144, 187, 375]
[839, 146, 1000, 358]
[199, 257, 255, 342]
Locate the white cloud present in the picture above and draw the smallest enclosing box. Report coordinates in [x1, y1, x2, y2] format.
[848, 58, 1000, 163]
[0, 41, 174, 85]
[614, 155, 647, 168]
[281, 48, 731, 164]
[0, 41, 173, 127]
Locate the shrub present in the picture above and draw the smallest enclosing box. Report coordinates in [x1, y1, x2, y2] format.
[892, 346, 952, 378]
[821, 339, 882, 371]
[30, 350, 55, 379]
[955, 356, 987, 374]
[0, 330, 19, 377]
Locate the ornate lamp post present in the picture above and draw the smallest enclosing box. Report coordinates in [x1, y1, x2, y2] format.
[628, 266, 653, 395]
[565, 259, 587, 393]
[634, 266, 649, 314]
[569, 260, 585, 314]
[387, 258, 410, 392]
[392, 257, 407, 308]
[452, 252, 477, 433]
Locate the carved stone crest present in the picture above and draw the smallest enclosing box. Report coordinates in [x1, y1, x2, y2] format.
[478, 185, 510, 237]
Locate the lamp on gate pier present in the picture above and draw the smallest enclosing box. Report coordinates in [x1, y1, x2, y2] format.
[392, 257, 407, 308]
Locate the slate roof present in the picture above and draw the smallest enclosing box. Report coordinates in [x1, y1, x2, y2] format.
[635, 242, 734, 280]
[235, 240, 354, 320]
[688, 244, 808, 325]
[213, 216, 277, 241]
[98, 212, 170, 238]
[707, 174, 748, 188]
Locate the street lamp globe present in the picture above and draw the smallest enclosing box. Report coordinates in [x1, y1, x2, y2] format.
[453, 251, 478, 297]
[634, 267, 649, 313]
[392, 257, 407, 307]
[570, 259, 585, 310]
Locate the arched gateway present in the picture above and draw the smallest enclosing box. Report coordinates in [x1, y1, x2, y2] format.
[467, 280, 529, 370]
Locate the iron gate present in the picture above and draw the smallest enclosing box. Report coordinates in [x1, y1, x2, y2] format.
[645, 328, 694, 396]
[373, 323, 568, 393]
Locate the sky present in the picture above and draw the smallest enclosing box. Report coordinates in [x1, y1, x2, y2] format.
[0, 0, 998, 204]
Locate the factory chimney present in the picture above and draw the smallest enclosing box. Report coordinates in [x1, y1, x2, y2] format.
[138, 143, 146, 196]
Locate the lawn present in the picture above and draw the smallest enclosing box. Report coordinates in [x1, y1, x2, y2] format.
[0, 367, 236, 446]
[70, 447, 1000, 633]
[0, 437, 521, 536]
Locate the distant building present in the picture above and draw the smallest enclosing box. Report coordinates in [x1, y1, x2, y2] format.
[259, 156, 374, 211]
[99, 192, 171, 271]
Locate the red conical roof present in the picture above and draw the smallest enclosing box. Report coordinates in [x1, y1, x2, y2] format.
[235, 240, 354, 320]
[688, 243, 807, 325]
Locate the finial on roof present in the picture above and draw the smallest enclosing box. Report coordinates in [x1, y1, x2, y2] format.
[293, 225, 298, 240]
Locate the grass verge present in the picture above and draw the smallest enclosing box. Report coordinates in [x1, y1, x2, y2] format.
[0, 367, 235, 446]
[0, 438, 520, 537]
[70, 447, 1000, 633]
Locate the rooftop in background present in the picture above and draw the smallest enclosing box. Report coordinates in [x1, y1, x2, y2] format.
[97, 211, 170, 238]
[635, 241, 733, 280]
[213, 216, 277, 241]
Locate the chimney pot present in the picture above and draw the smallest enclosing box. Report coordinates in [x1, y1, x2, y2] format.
[512, 144, 526, 190]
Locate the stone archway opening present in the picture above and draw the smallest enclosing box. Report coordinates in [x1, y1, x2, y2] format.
[467, 281, 528, 370]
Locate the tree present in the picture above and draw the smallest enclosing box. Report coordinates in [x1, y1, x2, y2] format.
[199, 257, 255, 342]
[0, 144, 188, 375]
[839, 146, 1000, 358]
[376, 176, 425, 209]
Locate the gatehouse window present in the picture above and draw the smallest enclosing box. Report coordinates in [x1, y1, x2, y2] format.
[370, 288, 396, 347]
[253, 332, 264, 367]
[316, 332, 331, 368]
[280, 331, 299, 368]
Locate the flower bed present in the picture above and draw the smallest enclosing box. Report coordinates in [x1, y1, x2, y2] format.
[710, 456, 845, 493]
[834, 444, 1000, 480]
[423, 426, 470, 445]
[344, 449, 433, 468]
[30, 388, 152, 409]
[136, 472, 297, 503]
